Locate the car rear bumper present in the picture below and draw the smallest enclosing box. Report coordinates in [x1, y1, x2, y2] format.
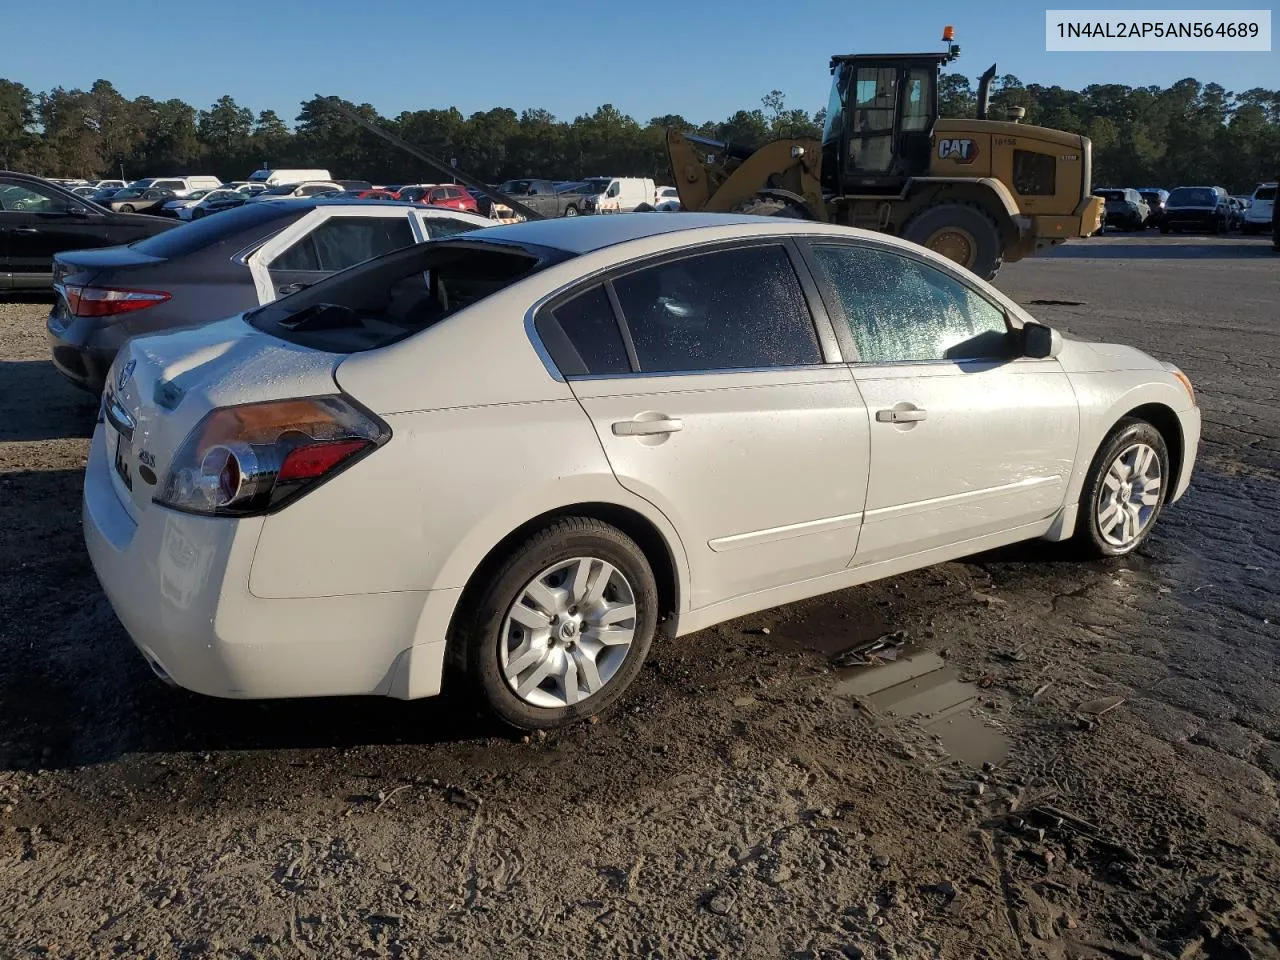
[83, 424, 452, 700]
[1163, 212, 1222, 230]
[47, 310, 125, 393]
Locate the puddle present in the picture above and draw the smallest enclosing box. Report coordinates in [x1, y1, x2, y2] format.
[834, 650, 1010, 769]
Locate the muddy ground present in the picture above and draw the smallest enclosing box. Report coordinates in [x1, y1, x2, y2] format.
[1, 234, 1277, 960]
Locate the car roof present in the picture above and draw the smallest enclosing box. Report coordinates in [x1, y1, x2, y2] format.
[458, 212, 784, 254]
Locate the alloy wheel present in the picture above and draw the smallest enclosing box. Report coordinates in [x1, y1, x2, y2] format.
[1096, 442, 1162, 547]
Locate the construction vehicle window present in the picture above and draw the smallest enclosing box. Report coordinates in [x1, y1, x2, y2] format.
[612, 245, 821, 373]
[811, 245, 1011, 363]
[853, 68, 897, 134]
[901, 69, 933, 132]
[537, 285, 631, 377]
[1013, 150, 1056, 196]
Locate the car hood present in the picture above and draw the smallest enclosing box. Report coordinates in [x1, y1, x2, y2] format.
[1055, 338, 1165, 373]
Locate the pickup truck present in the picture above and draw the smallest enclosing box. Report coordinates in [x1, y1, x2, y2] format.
[494, 179, 585, 218]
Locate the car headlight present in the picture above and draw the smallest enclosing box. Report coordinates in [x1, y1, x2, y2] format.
[1163, 363, 1196, 407]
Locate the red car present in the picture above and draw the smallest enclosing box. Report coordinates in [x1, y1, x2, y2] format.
[396, 184, 479, 213]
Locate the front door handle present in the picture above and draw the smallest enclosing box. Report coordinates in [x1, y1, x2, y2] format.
[875, 408, 927, 423]
[612, 417, 684, 437]
[278, 281, 309, 295]
[13, 227, 39, 234]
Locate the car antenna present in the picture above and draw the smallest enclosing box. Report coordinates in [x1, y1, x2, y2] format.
[316, 95, 546, 222]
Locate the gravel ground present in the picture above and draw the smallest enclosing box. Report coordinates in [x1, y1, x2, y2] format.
[1, 233, 1278, 960]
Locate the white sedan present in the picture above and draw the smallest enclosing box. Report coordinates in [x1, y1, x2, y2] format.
[84, 215, 1200, 729]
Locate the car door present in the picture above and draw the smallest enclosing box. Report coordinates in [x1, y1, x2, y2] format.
[800, 240, 1080, 566]
[558, 241, 869, 610]
[0, 177, 106, 287]
[248, 207, 423, 302]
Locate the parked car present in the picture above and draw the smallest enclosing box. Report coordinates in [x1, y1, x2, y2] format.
[219, 181, 269, 196]
[81, 214, 1200, 728]
[250, 181, 344, 202]
[1136, 188, 1168, 227]
[653, 186, 682, 211]
[1225, 197, 1246, 231]
[71, 185, 100, 199]
[1161, 186, 1231, 234]
[92, 179, 128, 191]
[47, 201, 490, 391]
[1093, 188, 1149, 231]
[396, 184, 480, 214]
[495, 179, 586, 218]
[247, 169, 333, 186]
[166, 188, 245, 221]
[88, 187, 124, 205]
[194, 193, 252, 219]
[102, 187, 178, 214]
[342, 189, 399, 200]
[580, 177, 657, 214]
[1242, 182, 1275, 235]
[0, 171, 174, 293]
[465, 186, 521, 221]
[127, 176, 221, 198]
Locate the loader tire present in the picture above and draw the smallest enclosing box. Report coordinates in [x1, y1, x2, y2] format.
[902, 202, 1003, 280]
[732, 196, 808, 219]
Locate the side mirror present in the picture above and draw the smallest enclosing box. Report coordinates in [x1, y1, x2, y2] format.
[1022, 321, 1062, 360]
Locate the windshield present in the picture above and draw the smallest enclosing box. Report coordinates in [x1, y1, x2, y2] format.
[130, 201, 300, 258]
[498, 180, 533, 195]
[1167, 187, 1216, 207]
[247, 240, 566, 353]
[185, 190, 211, 200]
[1094, 190, 1126, 201]
[1254, 186, 1276, 201]
[584, 178, 611, 194]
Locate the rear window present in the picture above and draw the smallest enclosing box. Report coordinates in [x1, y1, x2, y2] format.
[1254, 186, 1276, 201]
[1167, 187, 1216, 206]
[130, 202, 302, 258]
[246, 240, 572, 353]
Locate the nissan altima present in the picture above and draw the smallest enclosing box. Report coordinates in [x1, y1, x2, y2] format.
[83, 214, 1201, 729]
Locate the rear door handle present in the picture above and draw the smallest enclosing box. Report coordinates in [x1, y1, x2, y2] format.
[612, 417, 684, 437]
[875, 408, 927, 423]
[13, 227, 39, 234]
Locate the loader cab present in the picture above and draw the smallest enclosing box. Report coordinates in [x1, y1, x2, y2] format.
[821, 53, 947, 195]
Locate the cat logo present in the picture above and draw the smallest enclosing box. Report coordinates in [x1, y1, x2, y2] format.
[937, 138, 979, 163]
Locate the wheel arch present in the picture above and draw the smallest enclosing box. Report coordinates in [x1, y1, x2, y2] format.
[903, 178, 1021, 242]
[442, 500, 687, 675]
[1115, 402, 1185, 497]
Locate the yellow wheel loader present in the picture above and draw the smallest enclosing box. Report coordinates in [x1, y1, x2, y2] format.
[668, 29, 1104, 279]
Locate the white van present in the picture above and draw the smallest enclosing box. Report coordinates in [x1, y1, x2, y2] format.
[583, 177, 657, 214]
[248, 168, 333, 186]
[1242, 182, 1275, 234]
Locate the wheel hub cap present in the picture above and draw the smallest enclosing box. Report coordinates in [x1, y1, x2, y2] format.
[1096, 442, 1163, 547]
[500, 556, 638, 709]
[926, 227, 976, 267]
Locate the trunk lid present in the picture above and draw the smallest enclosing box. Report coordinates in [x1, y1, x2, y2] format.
[102, 316, 344, 520]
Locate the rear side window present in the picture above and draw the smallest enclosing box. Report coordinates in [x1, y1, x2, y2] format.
[1255, 186, 1276, 201]
[611, 245, 821, 373]
[270, 216, 414, 272]
[423, 217, 482, 240]
[536, 285, 630, 376]
[811, 244, 1010, 363]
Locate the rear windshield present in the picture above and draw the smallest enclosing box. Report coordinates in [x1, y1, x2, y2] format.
[1167, 187, 1216, 206]
[246, 239, 572, 353]
[129, 202, 302, 259]
[1094, 190, 1125, 201]
[1254, 186, 1276, 201]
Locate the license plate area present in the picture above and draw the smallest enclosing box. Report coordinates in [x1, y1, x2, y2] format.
[113, 434, 134, 491]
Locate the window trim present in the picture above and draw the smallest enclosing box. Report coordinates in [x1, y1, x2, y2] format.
[795, 237, 1018, 366]
[528, 237, 844, 381]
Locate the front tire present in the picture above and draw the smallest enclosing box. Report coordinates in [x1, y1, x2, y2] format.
[1073, 419, 1170, 558]
[901, 202, 1003, 280]
[455, 518, 659, 729]
[563, 204, 578, 217]
[119, 203, 135, 213]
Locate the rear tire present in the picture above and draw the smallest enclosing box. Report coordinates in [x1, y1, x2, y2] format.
[119, 203, 135, 213]
[901, 202, 1003, 280]
[1073, 418, 1170, 559]
[564, 204, 578, 217]
[454, 518, 659, 730]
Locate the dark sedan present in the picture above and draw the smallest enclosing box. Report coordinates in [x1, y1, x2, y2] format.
[1, 171, 175, 293]
[194, 194, 251, 219]
[47, 199, 490, 392]
[102, 187, 178, 215]
[1160, 186, 1231, 234]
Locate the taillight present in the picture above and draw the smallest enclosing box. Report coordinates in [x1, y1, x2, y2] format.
[63, 285, 171, 318]
[155, 396, 389, 517]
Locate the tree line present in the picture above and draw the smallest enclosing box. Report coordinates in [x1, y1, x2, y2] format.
[2, 74, 1277, 192]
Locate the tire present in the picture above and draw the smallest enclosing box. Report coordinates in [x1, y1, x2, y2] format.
[1073, 418, 1171, 559]
[453, 518, 660, 730]
[901, 202, 1003, 280]
[563, 204, 578, 217]
[119, 203, 135, 213]
[732, 196, 807, 219]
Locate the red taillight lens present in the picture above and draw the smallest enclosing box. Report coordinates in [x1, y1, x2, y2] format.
[63, 284, 171, 318]
[156, 397, 389, 517]
[278, 439, 372, 482]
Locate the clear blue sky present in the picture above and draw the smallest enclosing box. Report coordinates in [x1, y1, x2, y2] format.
[6, 0, 1277, 123]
